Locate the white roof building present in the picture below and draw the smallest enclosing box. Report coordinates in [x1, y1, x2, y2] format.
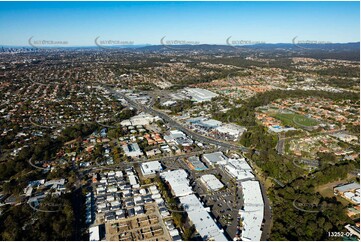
[44, 178, 65, 188]
[343, 191, 360, 204]
[160, 169, 193, 197]
[200, 174, 224, 191]
[169, 229, 182, 241]
[189, 118, 222, 130]
[344, 192, 355, 200]
[89, 225, 100, 241]
[216, 124, 247, 138]
[120, 119, 132, 126]
[122, 143, 143, 157]
[130, 112, 161, 126]
[345, 224, 360, 239]
[115, 171, 123, 178]
[164, 130, 193, 146]
[121, 112, 162, 126]
[149, 185, 158, 194]
[331, 133, 358, 143]
[240, 181, 264, 242]
[334, 182, 360, 194]
[24, 186, 33, 197]
[224, 158, 254, 181]
[203, 152, 228, 166]
[169, 130, 186, 138]
[164, 130, 186, 142]
[352, 196, 360, 204]
[269, 125, 297, 133]
[184, 88, 219, 102]
[128, 175, 138, 186]
[140, 161, 163, 176]
[28, 179, 45, 187]
[179, 194, 227, 241]
[162, 100, 177, 107]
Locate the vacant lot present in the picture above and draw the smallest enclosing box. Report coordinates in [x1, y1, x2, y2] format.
[316, 174, 357, 206]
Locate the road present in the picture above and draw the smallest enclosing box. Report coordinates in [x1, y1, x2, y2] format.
[104, 86, 249, 153]
[258, 180, 272, 241]
[81, 148, 226, 173]
[276, 133, 285, 155]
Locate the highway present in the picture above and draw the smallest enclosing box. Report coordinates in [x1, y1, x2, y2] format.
[105, 86, 249, 153]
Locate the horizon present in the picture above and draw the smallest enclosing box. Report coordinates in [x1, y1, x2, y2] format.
[1, 41, 360, 48]
[0, 1, 359, 47]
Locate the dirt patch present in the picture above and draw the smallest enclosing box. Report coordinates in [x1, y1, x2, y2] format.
[316, 174, 357, 206]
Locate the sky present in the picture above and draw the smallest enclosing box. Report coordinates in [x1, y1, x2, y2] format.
[0, 1, 359, 46]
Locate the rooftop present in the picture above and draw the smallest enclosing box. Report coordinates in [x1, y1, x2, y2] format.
[140, 161, 163, 176]
[240, 180, 264, 241]
[179, 194, 227, 241]
[184, 88, 218, 102]
[200, 174, 224, 191]
[203, 152, 228, 165]
[334, 182, 360, 193]
[187, 156, 208, 171]
[225, 158, 254, 181]
[160, 169, 193, 197]
[89, 225, 100, 241]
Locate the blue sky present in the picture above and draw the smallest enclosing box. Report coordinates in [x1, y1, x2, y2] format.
[0, 1, 359, 46]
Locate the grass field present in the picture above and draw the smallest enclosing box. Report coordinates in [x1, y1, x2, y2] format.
[272, 113, 319, 127]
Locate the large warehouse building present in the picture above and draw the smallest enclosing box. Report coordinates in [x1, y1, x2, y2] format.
[160, 169, 227, 241]
[160, 169, 193, 197]
[183, 88, 218, 102]
[200, 174, 224, 191]
[240, 180, 264, 241]
[179, 194, 228, 241]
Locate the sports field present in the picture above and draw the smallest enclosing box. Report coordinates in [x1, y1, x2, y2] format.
[273, 113, 319, 127]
